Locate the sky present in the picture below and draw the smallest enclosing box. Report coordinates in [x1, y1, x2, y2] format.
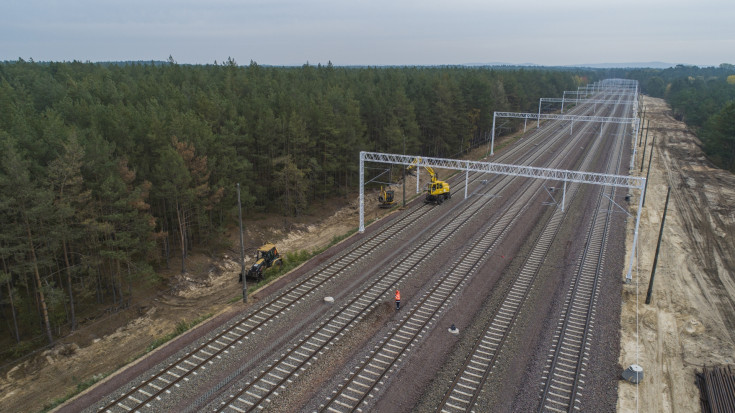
[1, 0, 733, 67]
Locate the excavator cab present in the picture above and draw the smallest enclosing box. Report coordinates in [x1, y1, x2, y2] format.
[407, 157, 451, 204]
[426, 180, 451, 204]
[378, 186, 395, 208]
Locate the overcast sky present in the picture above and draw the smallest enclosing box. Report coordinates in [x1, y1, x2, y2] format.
[2, 0, 733, 66]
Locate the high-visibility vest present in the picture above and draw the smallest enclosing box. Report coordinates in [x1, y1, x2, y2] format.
[395, 290, 401, 301]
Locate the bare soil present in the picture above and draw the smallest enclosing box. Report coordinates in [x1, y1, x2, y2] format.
[618, 96, 735, 412]
[3, 96, 732, 413]
[0, 183, 409, 413]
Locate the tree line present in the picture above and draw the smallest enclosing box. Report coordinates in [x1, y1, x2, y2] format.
[0, 59, 595, 355]
[608, 64, 735, 171]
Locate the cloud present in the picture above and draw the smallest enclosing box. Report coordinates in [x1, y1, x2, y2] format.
[1, 0, 732, 65]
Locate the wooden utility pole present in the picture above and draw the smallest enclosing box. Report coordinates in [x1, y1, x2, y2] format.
[646, 186, 671, 305]
[642, 134, 656, 208]
[640, 120, 650, 173]
[638, 108, 646, 147]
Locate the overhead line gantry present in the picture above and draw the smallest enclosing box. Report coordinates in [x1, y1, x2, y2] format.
[489, 112, 640, 160]
[358, 151, 645, 280]
[538, 97, 616, 114]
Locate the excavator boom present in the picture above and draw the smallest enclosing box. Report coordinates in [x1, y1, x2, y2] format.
[406, 157, 451, 204]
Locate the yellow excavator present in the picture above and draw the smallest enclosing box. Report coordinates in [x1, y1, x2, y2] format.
[378, 186, 395, 208]
[239, 243, 283, 282]
[406, 158, 451, 204]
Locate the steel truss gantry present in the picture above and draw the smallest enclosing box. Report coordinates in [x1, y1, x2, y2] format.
[582, 79, 638, 91]
[580, 86, 637, 92]
[541, 97, 614, 105]
[584, 82, 638, 92]
[539, 97, 619, 115]
[497, 111, 637, 125]
[575, 91, 636, 100]
[566, 90, 635, 100]
[559, 90, 639, 118]
[490, 111, 640, 156]
[358, 151, 645, 280]
[563, 89, 632, 102]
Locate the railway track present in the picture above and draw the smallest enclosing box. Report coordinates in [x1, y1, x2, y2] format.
[434, 93, 632, 413]
[329, 95, 628, 413]
[212, 185, 523, 411]
[318, 186, 534, 412]
[95, 103, 586, 413]
[208, 101, 606, 412]
[537, 100, 630, 412]
[89, 84, 633, 413]
[96, 197, 445, 412]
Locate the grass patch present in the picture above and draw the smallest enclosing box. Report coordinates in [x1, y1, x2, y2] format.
[328, 227, 358, 246]
[40, 372, 110, 412]
[37, 313, 213, 412]
[38, 222, 368, 411]
[245, 225, 363, 293]
[145, 313, 213, 353]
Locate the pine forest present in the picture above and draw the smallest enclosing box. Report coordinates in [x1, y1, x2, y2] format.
[0, 59, 599, 358]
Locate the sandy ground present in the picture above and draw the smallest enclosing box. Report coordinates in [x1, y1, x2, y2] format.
[0, 178, 413, 413]
[618, 96, 735, 412]
[6, 98, 733, 413]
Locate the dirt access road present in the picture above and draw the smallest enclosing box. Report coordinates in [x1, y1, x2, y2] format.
[618, 96, 735, 412]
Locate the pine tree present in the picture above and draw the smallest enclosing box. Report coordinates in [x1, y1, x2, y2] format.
[46, 134, 91, 330]
[0, 139, 55, 344]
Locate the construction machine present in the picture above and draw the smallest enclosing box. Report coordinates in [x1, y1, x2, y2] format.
[406, 158, 451, 204]
[240, 243, 283, 282]
[378, 186, 395, 208]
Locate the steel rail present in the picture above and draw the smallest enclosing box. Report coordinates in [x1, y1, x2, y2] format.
[318, 101, 622, 413]
[102, 82, 598, 413]
[435, 103, 623, 413]
[435, 98, 629, 412]
[537, 103, 630, 412]
[98, 199, 440, 412]
[320, 172, 538, 412]
[211, 99, 601, 413]
[216, 166, 525, 412]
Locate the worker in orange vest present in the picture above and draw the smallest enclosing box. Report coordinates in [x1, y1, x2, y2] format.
[395, 289, 401, 310]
